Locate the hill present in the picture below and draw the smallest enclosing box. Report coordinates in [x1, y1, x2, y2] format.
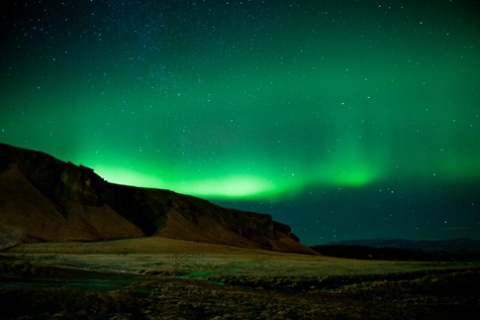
[311, 238, 480, 260]
[0, 142, 315, 254]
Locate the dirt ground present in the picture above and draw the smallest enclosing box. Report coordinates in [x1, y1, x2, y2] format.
[2, 238, 480, 319]
[1, 258, 479, 320]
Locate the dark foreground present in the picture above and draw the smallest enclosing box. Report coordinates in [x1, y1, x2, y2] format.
[1, 259, 480, 320]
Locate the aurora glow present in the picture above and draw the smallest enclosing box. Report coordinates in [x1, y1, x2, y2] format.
[1, 0, 480, 244]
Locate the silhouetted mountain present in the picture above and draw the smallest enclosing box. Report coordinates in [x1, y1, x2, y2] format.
[0, 142, 315, 254]
[311, 238, 480, 260]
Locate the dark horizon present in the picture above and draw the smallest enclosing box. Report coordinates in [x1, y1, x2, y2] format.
[210, 179, 480, 246]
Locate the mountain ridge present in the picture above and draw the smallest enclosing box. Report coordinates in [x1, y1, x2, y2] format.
[0, 142, 315, 254]
[323, 238, 480, 253]
[311, 238, 480, 260]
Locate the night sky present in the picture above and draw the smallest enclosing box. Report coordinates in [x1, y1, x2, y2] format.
[1, 1, 480, 245]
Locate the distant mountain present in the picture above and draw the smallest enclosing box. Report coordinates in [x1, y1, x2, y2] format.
[0, 142, 315, 254]
[326, 238, 480, 253]
[311, 238, 480, 260]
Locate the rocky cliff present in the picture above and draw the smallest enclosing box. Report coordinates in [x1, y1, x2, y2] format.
[0, 143, 315, 254]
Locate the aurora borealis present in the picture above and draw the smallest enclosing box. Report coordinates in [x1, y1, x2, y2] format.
[1, 0, 480, 244]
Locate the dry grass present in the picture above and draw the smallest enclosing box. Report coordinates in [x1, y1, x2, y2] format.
[2, 237, 480, 319]
[4, 237, 478, 279]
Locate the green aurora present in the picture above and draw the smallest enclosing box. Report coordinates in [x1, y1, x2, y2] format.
[1, 1, 479, 243]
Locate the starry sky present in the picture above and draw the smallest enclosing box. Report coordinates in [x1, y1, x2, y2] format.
[1, 0, 480, 245]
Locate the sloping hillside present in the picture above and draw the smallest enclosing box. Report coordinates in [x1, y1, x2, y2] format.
[0, 143, 315, 254]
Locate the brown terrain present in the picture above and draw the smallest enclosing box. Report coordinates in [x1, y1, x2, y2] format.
[1, 142, 480, 319]
[0, 142, 312, 254]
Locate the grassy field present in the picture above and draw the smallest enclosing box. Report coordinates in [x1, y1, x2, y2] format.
[1, 237, 480, 319]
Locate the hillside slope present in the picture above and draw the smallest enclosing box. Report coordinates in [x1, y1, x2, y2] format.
[0, 143, 315, 254]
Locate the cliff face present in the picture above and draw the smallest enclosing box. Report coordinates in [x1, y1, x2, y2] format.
[0, 143, 315, 254]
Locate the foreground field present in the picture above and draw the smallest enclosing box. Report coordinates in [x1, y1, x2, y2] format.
[1, 237, 480, 319]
